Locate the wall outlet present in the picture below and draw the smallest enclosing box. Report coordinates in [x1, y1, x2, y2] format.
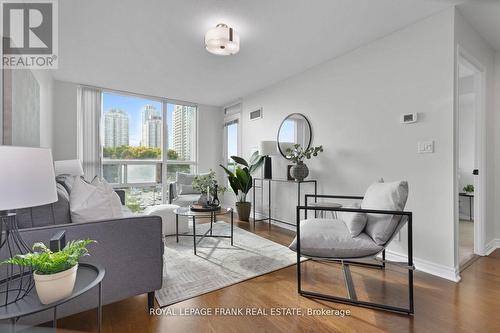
[418, 141, 434, 153]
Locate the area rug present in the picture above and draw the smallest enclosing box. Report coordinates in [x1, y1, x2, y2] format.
[155, 221, 300, 307]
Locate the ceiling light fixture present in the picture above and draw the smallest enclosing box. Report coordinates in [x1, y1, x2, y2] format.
[205, 23, 240, 56]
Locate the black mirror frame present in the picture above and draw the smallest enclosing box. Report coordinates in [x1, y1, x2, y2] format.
[276, 113, 312, 159]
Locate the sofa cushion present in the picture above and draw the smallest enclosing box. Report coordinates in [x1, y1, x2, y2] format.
[16, 183, 72, 229]
[361, 180, 408, 245]
[289, 218, 383, 259]
[70, 177, 123, 223]
[339, 202, 367, 237]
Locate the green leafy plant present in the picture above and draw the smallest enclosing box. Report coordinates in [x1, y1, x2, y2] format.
[286, 144, 324, 164]
[220, 152, 265, 202]
[2, 239, 96, 275]
[192, 170, 227, 196]
[463, 184, 474, 193]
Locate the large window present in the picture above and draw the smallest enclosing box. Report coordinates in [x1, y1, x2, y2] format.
[101, 91, 197, 212]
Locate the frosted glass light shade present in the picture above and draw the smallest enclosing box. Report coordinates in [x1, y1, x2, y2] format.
[259, 141, 278, 156]
[54, 159, 84, 176]
[205, 23, 240, 56]
[0, 146, 57, 210]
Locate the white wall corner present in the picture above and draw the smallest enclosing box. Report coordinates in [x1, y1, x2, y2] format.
[384, 250, 461, 283]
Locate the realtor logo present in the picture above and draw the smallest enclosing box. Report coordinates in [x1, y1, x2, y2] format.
[1, 0, 58, 69]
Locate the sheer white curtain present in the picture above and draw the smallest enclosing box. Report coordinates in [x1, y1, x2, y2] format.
[77, 86, 102, 181]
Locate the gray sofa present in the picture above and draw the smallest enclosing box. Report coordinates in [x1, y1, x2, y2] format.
[0, 181, 163, 325]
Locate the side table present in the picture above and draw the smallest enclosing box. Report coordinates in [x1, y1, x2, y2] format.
[0, 263, 105, 332]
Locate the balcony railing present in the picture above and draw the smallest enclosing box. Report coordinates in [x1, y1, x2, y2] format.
[102, 159, 195, 212]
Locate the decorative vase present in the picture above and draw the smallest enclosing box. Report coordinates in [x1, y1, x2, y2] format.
[290, 162, 309, 182]
[236, 202, 251, 222]
[198, 193, 209, 206]
[34, 264, 78, 304]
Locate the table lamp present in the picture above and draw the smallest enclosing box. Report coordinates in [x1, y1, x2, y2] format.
[259, 141, 278, 179]
[0, 146, 57, 306]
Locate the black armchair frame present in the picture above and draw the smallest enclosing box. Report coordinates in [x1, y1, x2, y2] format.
[297, 194, 414, 315]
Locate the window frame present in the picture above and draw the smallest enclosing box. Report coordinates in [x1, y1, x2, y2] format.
[99, 87, 198, 203]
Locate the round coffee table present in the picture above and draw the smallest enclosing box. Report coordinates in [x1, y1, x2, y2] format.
[0, 263, 105, 332]
[173, 207, 234, 255]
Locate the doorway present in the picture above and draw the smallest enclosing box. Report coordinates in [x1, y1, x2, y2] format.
[456, 49, 485, 271]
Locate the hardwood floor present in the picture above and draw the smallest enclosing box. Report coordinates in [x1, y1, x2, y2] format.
[55, 217, 500, 333]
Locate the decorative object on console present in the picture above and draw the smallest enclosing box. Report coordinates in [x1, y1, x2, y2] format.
[0, 146, 58, 306]
[287, 165, 294, 181]
[463, 184, 474, 194]
[3, 239, 95, 304]
[286, 144, 324, 182]
[205, 23, 240, 56]
[259, 141, 277, 179]
[220, 152, 265, 221]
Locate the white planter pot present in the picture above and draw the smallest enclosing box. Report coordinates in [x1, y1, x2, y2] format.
[34, 264, 78, 304]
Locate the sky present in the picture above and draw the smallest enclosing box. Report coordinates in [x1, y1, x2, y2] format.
[103, 92, 175, 147]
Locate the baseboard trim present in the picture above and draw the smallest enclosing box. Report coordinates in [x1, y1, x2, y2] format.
[484, 239, 500, 256]
[383, 250, 461, 282]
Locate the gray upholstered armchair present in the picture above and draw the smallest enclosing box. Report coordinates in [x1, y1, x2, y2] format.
[168, 172, 204, 206]
[290, 181, 414, 315]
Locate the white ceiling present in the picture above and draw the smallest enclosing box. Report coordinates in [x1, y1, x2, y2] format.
[458, 1, 500, 51]
[53, 0, 460, 106]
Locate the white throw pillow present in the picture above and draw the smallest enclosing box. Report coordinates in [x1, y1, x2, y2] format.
[361, 180, 408, 245]
[70, 177, 123, 223]
[340, 203, 367, 238]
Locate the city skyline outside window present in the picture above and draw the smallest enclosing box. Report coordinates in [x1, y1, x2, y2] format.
[101, 91, 197, 212]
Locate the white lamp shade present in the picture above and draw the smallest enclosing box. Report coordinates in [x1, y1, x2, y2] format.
[205, 24, 240, 56]
[0, 146, 58, 210]
[54, 159, 84, 177]
[259, 141, 278, 156]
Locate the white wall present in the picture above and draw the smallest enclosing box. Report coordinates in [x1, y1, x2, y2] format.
[454, 9, 497, 259]
[240, 9, 457, 279]
[52, 80, 223, 171]
[495, 52, 500, 241]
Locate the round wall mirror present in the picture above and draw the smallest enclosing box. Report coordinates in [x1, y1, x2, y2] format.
[277, 113, 312, 159]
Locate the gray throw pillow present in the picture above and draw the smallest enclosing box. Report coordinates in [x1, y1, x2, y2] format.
[340, 203, 367, 237]
[176, 172, 210, 194]
[361, 180, 408, 245]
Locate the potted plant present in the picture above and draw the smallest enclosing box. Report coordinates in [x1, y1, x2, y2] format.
[3, 239, 95, 304]
[463, 184, 474, 194]
[192, 170, 227, 205]
[220, 152, 264, 221]
[286, 144, 324, 181]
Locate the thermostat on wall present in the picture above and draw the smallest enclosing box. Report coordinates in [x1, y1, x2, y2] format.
[401, 113, 418, 124]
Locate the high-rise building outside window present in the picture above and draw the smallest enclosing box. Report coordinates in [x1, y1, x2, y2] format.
[101, 91, 197, 212]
